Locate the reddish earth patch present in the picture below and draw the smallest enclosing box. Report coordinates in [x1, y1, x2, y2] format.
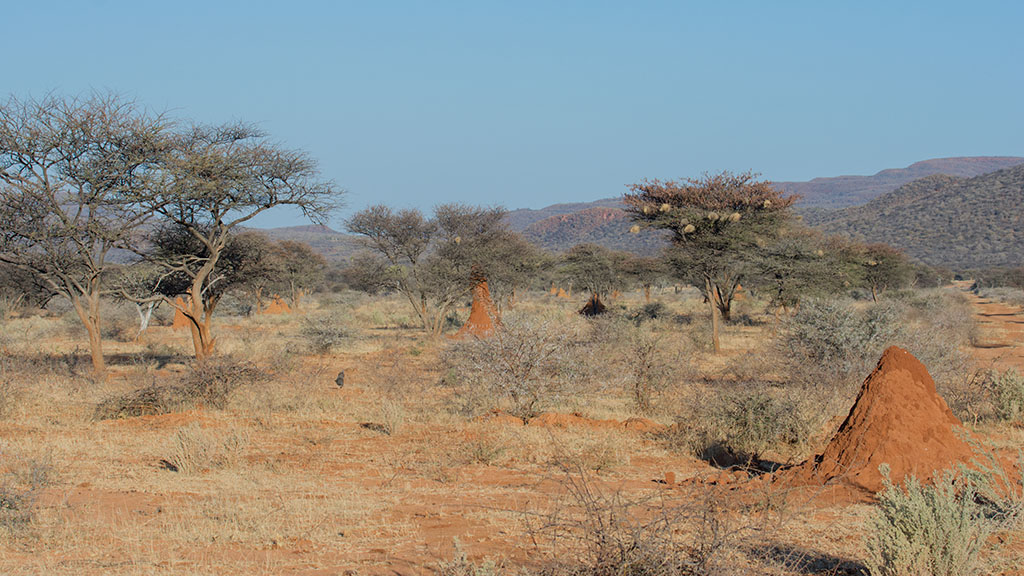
[476, 410, 526, 426]
[964, 290, 1024, 372]
[779, 346, 974, 496]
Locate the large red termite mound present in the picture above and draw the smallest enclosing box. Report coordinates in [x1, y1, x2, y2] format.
[782, 346, 974, 495]
[455, 280, 499, 338]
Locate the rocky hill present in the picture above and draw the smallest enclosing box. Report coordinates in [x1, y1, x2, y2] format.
[777, 156, 1024, 209]
[520, 207, 668, 255]
[813, 165, 1024, 268]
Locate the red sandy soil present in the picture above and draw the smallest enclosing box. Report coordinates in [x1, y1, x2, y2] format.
[964, 290, 1024, 372]
[478, 410, 665, 434]
[7, 287, 1021, 574]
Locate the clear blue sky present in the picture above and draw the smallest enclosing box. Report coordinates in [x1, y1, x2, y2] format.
[3, 1, 1022, 228]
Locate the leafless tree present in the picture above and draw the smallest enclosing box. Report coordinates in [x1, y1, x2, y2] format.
[125, 122, 340, 361]
[0, 94, 168, 375]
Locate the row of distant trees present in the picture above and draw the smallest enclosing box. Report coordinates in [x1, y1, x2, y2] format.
[0, 93, 936, 373]
[0, 94, 339, 375]
[339, 177, 932, 353]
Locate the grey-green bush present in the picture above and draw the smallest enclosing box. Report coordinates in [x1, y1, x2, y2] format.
[865, 467, 990, 576]
[781, 297, 902, 385]
[991, 368, 1024, 423]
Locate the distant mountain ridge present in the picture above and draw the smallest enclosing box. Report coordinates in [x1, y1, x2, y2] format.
[776, 156, 1024, 209]
[814, 164, 1024, 268]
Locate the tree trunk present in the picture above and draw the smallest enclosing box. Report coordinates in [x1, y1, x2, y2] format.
[71, 292, 106, 377]
[253, 287, 264, 315]
[290, 282, 304, 312]
[705, 278, 721, 354]
[135, 302, 154, 340]
[184, 287, 217, 362]
[713, 283, 734, 322]
[871, 285, 879, 302]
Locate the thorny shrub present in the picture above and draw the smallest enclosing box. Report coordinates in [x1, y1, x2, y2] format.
[780, 297, 902, 386]
[442, 313, 585, 419]
[300, 312, 353, 354]
[531, 467, 765, 576]
[943, 367, 1024, 425]
[781, 291, 977, 418]
[95, 358, 270, 419]
[0, 452, 55, 536]
[663, 383, 818, 468]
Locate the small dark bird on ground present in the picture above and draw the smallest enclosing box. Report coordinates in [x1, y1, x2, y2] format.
[335, 370, 345, 388]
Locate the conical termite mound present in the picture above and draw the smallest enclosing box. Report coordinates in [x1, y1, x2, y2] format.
[455, 279, 499, 338]
[579, 293, 607, 316]
[782, 346, 974, 495]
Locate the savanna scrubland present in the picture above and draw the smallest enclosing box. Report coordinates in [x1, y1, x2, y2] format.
[0, 280, 1022, 575]
[0, 94, 1023, 575]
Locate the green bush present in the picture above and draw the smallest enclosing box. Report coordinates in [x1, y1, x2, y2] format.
[865, 467, 990, 576]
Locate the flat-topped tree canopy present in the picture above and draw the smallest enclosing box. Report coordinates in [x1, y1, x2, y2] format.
[624, 171, 796, 243]
[624, 171, 798, 352]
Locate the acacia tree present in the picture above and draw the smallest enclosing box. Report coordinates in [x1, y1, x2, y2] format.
[347, 203, 532, 335]
[619, 256, 666, 303]
[128, 123, 339, 361]
[562, 243, 628, 315]
[749, 225, 846, 314]
[0, 94, 167, 375]
[273, 240, 327, 311]
[346, 205, 437, 330]
[625, 171, 795, 352]
[851, 242, 914, 301]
